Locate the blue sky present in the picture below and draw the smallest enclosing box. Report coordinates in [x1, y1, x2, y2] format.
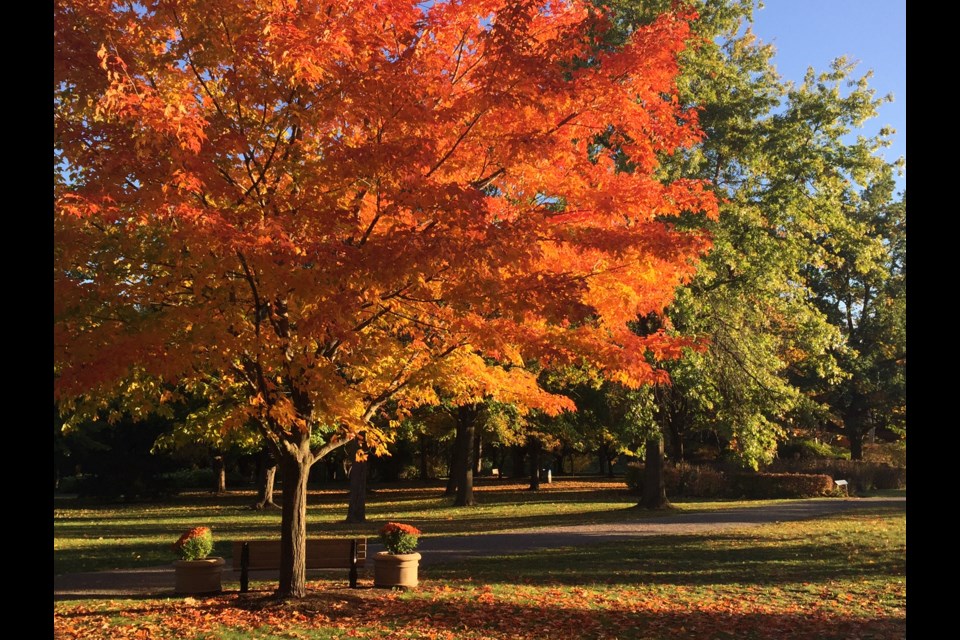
[749, 1, 906, 193]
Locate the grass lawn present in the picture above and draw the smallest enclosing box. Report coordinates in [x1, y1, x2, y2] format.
[53, 506, 905, 639]
[54, 478, 824, 575]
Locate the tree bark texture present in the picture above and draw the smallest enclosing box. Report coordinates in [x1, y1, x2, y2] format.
[473, 428, 482, 474]
[277, 443, 312, 598]
[641, 437, 669, 509]
[212, 454, 227, 494]
[454, 404, 478, 506]
[846, 416, 865, 461]
[252, 447, 279, 510]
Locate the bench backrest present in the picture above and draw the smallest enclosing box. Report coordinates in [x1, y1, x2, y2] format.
[231, 538, 367, 570]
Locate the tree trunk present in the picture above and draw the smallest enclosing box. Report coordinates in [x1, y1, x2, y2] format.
[444, 471, 457, 495]
[252, 448, 279, 510]
[598, 443, 608, 476]
[277, 443, 312, 598]
[212, 454, 227, 494]
[473, 428, 483, 475]
[641, 437, 669, 509]
[345, 459, 368, 522]
[668, 420, 684, 462]
[847, 417, 865, 461]
[528, 438, 541, 491]
[494, 447, 505, 478]
[419, 433, 431, 480]
[454, 404, 478, 506]
[511, 444, 526, 479]
[445, 422, 464, 496]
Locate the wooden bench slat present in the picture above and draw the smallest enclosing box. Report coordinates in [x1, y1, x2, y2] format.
[231, 538, 367, 570]
[232, 538, 367, 590]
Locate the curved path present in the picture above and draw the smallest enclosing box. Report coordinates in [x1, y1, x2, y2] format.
[54, 496, 904, 601]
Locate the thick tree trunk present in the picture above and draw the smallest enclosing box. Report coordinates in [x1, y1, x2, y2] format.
[345, 457, 368, 523]
[212, 454, 227, 494]
[277, 445, 312, 598]
[252, 448, 279, 510]
[528, 438, 541, 491]
[454, 404, 478, 506]
[641, 437, 669, 510]
[846, 417, 865, 461]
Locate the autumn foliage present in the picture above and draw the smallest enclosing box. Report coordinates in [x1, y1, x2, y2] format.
[55, 0, 716, 595]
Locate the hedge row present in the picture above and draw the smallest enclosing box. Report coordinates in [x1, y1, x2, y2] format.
[625, 463, 840, 499]
[767, 459, 906, 492]
[732, 472, 835, 499]
[624, 462, 730, 499]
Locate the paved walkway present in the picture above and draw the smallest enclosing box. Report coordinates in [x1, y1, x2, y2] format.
[54, 496, 904, 600]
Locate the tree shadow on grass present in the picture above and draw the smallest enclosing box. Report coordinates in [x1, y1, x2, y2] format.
[427, 531, 905, 587]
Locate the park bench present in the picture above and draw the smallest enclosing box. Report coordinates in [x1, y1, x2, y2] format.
[232, 538, 367, 591]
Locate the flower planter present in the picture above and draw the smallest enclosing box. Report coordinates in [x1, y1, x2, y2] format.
[373, 551, 421, 589]
[174, 556, 225, 595]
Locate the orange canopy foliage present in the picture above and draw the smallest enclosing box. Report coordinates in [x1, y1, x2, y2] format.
[55, 0, 717, 447]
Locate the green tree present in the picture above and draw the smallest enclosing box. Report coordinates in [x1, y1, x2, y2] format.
[151, 383, 263, 494]
[802, 180, 905, 459]
[598, 0, 904, 467]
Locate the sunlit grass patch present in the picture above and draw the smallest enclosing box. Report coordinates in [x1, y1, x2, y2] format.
[54, 507, 905, 639]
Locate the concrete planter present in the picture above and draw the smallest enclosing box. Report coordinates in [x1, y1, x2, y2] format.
[174, 557, 225, 595]
[373, 551, 420, 589]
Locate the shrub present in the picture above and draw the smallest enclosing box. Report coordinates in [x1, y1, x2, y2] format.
[625, 462, 728, 498]
[733, 472, 835, 499]
[674, 462, 727, 498]
[75, 473, 177, 500]
[767, 459, 906, 493]
[161, 468, 215, 490]
[624, 462, 644, 495]
[56, 475, 81, 493]
[777, 439, 847, 460]
[863, 442, 907, 467]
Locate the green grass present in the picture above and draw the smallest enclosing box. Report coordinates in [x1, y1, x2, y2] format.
[856, 487, 906, 498]
[54, 506, 906, 639]
[55, 478, 809, 574]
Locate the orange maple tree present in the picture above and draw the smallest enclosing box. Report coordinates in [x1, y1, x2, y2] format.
[54, 0, 716, 596]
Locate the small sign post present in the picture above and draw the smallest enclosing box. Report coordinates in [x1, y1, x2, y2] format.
[834, 479, 849, 496]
